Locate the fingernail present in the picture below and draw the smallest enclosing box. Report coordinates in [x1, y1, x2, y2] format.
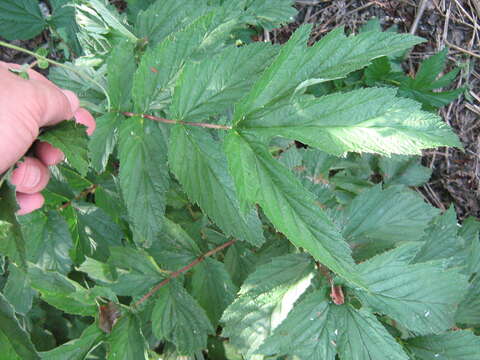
[10, 157, 50, 194]
[16, 192, 45, 215]
[35, 141, 65, 165]
[74, 108, 96, 136]
[61, 89, 80, 118]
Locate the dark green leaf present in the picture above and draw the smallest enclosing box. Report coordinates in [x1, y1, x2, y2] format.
[3, 263, 34, 315]
[455, 275, 480, 326]
[379, 155, 432, 187]
[39, 122, 89, 176]
[107, 312, 148, 360]
[0, 0, 46, 40]
[89, 113, 123, 173]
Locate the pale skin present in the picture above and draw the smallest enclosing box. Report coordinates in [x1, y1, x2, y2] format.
[0, 62, 96, 215]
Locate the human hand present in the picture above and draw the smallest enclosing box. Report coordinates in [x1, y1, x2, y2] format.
[0, 62, 96, 215]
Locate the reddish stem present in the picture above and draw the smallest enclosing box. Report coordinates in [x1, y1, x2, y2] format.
[122, 112, 232, 130]
[134, 238, 237, 307]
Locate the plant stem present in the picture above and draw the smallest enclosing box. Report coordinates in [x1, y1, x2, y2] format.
[0, 40, 111, 110]
[58, 184, 98, 211]
[134, 239, 237, 307]
[122, 112, 233, 130]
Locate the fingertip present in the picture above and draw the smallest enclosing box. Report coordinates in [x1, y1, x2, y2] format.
[74, 108, 96, 136]
[61, 89, 80, 117]
[10, 157, 50, 194]
[16, 192, 45, 215]
[35, 141, 65, 165]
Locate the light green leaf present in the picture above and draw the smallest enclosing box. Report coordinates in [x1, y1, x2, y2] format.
[169, 127, 265, 246]
[190, 258, 236, 326]
[39, 121, 89, 176]
[0, 0, 46, 40]
[107, 313, 148, 360]
[0, 292, 40, 360]
[336, 306, 409, 360]
[3, 263, 34, 315]
[354, 246, 469, 335]
[19, 211, 72, 275]
[108, 246, 163, 296]
[152, 280, 214, 355]
[234, 26, 423, 122]
[258, 290, 337, 360]
[407, 330, 480, 360]
[89, 113, 123, 173]
[455, 276, 480, 326]
[0, 184, 26, 268]
[170, 43, 277, 122]
[40, 323, 104, 360]
[238, 88, 461, 156]
[225, 132, 363, 287]
[221, 254, 314, 358]
[118, 118, 169, 246]
[342, 185, 439, 254]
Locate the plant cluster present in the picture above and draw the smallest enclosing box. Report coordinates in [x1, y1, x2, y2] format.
[0, 1, 479, 359]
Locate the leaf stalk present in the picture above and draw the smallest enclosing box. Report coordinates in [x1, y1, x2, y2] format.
[122, 112, 233, 130]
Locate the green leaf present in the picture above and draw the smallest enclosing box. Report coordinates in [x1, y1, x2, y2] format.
[65, 202, 123, 263]
[354, 245, 469, 335]
[108, 247, 163, 296]
[107, 312, 148, 360]
[379, 155, 432, 187]
[0, 0, 46, 40]
[118, 118, 169, 246]
[152, 280, 214, 355]
[412, 48, 450, 89]
[221, 254, 314, 357]
[242, 0, 296, 30]
[107, 40, 137, 111]
[19, 210, 72, 275]
[258, 290, 337, 359]
[170, 43, 277, 122]
[190, 258, 236, 326]
[0, 184, 26, 268]
[89, 113, 123, 173]
[40, 323, 104, 360]
[39, 121, 89, 176]
[406, 330, 480, 360]
[146, 218, 200, 271]
[134, 0, 209, 45]
[3, 263, 34, 315]
[336, 306, 409, 360]
[225, 132, 363, 287]
[234, 25, 423, 122]
[238, 88, 461, 156]
[0, 292, 40, 360]
[455, 275, 480, 326]
[342, 185, 439, 255]
[169, 127, 265, 246]
[48, 0, 82, 56]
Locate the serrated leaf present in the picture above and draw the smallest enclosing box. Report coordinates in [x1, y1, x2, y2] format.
[238, 88, 461, 156]
[221, 254, 314, 358]
[342, 185, 439, 255]
[19, 210, 72, 275]
[0, 184, 26, 268]
[258, 290, 337, 360]
[0, 292, 40, 360]
[107, 313, 148, 360]
[39, 121, 89, 176]
[190, 258, 236, 326]
[170, 43, 277, 122]
[234, 25, 423, 122]
[225, 132, 364, 287]
[407, 330, 480, 360]
[152, 280, 214, 355]
[336, 306, 409, 360]
[118, 118, 169, 246]
[455, 275, 480, 326]
[242, 0, 296, 30]
[40, 323, 104, 360]
[48, 0, 82, 56]
[107, 40, 136, 111]
[3, 263, 34, 315]
[412, 48, 449, 88]
[108, 246, 163, 296]
[0, 0, 46, 40]
[354, 245, 469, 335]
[146, 217, 200, 271]
[89, 113, 123, 172]
[379, 154, 432, 186]
[169, 126, 265, 246]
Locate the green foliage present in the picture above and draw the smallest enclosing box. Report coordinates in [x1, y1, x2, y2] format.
[1, 1, 477, 359]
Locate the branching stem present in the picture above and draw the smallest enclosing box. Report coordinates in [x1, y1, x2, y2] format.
[134, 238, 237, 307]
[58, 184, 98, 211]
[122, 112, 233, 130]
